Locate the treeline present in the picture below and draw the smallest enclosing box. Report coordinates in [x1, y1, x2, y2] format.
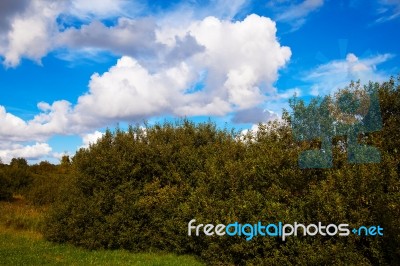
[1, 77, 399, 265]
[0, 156, 71, 205]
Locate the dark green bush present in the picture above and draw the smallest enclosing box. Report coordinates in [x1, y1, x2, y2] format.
[44, 78, 400, 265]
[8, 158, 32, 193]
[0, 158, 32, 201]
[0, 169, 13, 201]
[24, 173, 65, 206]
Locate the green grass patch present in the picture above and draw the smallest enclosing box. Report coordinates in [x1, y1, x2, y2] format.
[0, 231, 204, 265]
[0, 198, 204, 266]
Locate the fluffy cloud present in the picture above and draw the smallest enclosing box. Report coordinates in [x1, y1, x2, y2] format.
[73, 14, 291, 121]
[0, 0, 134, 66]
[75, 56, 195, 123]
[57, 17, 206, 68]
[81, 131, 104, 148]
[178, 14, 291, 111]
[0, 142, 52, 164]
[58, 18, 164, 60]
[305, 53, 393, 96]
[0, 101, 82, 142]
[1, 1, 62, 67]
[0, 0, 249, 67]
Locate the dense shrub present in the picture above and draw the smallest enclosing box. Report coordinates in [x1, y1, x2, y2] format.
[0, 158, 32, 201]
[44, 78, 400, 265]
[8, 158, 32, 191]
[0, 169, 13, 201]
[23, 160, 72, 206]
[24, 174, 64, 206]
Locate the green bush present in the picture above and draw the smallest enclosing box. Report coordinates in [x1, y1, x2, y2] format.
[0, 158, 33, 201]
[44, 78, 400, 265]
[0, 170, 13, 201]
[24, 174, 64, 206]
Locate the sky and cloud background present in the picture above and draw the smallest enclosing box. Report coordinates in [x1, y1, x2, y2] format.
[0, 0, 399, 163]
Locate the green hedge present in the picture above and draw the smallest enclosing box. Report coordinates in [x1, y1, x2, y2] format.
[44, 79, 400, 265]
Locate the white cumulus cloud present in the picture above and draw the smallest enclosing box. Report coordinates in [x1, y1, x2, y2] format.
[2, 1, 62, 67]
[74, 14, 291, 121]
[0, 142, 52, 164]
[0, 101, 76, 142]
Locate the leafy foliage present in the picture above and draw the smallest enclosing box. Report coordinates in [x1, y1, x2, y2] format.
[0, 158, 31, 201]
[0, 168, 13, 201]
[40, 78, 400, 265]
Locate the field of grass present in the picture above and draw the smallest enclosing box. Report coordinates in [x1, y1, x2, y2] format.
[0, 197, 204, 266]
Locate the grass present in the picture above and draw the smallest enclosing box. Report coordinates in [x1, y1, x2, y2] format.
[0, 197, 204, 266]
[0, 231, 204, 265]
[0, 195, 45, 233]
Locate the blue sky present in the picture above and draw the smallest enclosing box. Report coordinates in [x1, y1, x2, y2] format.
[0, 0, 399, 164]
